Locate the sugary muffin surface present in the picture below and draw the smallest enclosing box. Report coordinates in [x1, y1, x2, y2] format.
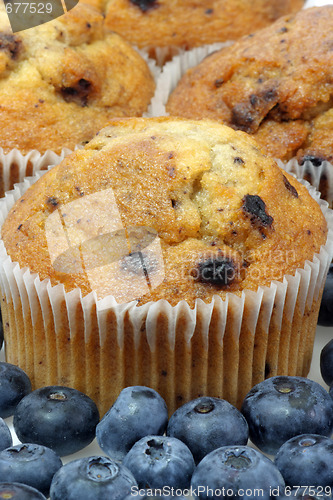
[2, 117, 327, 307]
[104, 0, 304, 53]
[166, 6, 333, 164]
[0, 3, 155, 153]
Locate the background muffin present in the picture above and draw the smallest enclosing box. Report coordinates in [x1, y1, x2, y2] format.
[0, 117, 331, 414]
[0, 3, 155, 155]
[166, 6, 333, 165]
[104, 0, 304, 61]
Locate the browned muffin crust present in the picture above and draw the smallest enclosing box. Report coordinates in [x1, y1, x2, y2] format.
[104, 0, 304, 54]
[2, 117, 327, 308]
[0, 3, 155, 154]
[166, 6, 333, 164]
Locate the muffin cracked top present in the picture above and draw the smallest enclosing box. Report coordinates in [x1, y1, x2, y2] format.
[1, 117, 327, 306]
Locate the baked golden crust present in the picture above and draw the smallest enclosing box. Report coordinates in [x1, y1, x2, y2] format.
[166, 6, 333, 163]
[103, 0, 304, 53]
[0, 3, 155, 154]
[2, 117, 327, 307]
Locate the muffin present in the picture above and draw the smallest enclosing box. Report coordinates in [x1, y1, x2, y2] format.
[166, 6, 333, 201]
[104, 0, 304, 62]
[0, 2, 155, 194]
[0, 117, 332, 415]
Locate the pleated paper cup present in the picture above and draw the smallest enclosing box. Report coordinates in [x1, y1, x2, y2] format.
[0, 148, 73, 199]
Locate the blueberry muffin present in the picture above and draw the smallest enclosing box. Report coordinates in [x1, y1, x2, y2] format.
[104, 0, 304, 60]
[0, 2, 155, 195]
[0, 2, 155, 154]
[0, 117, 331, 414]
[166, 6, 333, 166]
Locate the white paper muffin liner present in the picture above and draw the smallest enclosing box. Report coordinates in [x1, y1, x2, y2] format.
[0, 160, 332, 416]
[0, 148, 73, 198]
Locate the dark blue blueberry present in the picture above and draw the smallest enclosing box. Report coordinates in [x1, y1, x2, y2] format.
[0, 443, 62, 497]
[275, 434, 333, 488]
[241, 376, 333, 455]
[0, 482, 47, 499]
[0, 418, 12, 452]
[130, 0, 158, 12]
[242, 194, 274, 228]
[320, 339, 333, 386]
[191, 445, 285, 500]
[167, 396, 248, 464]
[13, 386, 99, 456]
[123, 435, 195, 489]
[49, 456, 137, 500]
[318, 264, 333, 326]
[96, 386, 168, 461]
[0, 362, 31, 418]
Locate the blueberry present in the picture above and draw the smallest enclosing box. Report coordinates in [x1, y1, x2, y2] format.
[196, 255, 236, 286]
[167, 396, 249, 464]
[49, 456, 137, 500]
[130, 0, 158, 12]
[0, 443, 62, 497]
[13, 386, 99, 456]
[275, 434, 333, 488]
[318, 264, 333, 326]
[96, 386, 168, 461]
[320, 339, 333, 386]
[0, 362, 31, 418]
[0, 418, 12, 452]
[123, 435, 195, 489]
[191, 445, 285, 500]
[242, 194, 274, 228]
[0, 482, 47, 499]
[241, 376, 333, 455]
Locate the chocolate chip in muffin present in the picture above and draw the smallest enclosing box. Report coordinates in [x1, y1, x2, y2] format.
[194, 254, 236, 286]
[130, 0, 158, 12]
[60, 79, 92, 107]
[0, 33, 22, 60]
[242, 194, 274, 228]
[283, 175, 298, 198]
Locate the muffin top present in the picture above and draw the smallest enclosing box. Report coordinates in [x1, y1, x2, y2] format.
[1, 117, 327, 307]
[166, 6, 333, 163]
[0, 3, 155, 154]
[104, 0, 304, 53]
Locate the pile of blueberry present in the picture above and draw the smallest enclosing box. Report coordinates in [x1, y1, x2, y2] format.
[0, 336, 331, 499]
